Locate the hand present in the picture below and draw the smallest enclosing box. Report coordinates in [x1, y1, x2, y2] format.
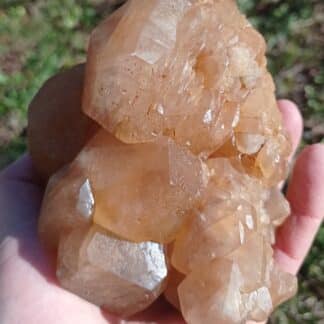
[0, 99, 323, 324]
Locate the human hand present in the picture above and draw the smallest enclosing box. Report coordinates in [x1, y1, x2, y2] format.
[0, 95, 323, 323]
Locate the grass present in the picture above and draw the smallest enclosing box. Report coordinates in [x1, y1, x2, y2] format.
[0, 1, 323, 322]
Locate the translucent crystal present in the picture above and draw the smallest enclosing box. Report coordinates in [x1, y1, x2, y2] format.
[172, 159, 263, 274]
[39, 166, 95, 250]
[83, 0, 267, 156]
[32, 0, 298, 321]
[57, 225, 168, 316]
[178, 258, 246, 324]
[178, 242, 297, 324]
[39, 130, 207, 245]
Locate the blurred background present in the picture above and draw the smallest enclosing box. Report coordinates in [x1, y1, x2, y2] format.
[0, 0, 323, 322]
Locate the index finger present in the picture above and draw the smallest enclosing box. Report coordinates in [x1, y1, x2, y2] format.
[274, 144, 324, 275]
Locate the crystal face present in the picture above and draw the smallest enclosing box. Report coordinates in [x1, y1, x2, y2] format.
[31, 0, 298, 323]
[57, 225, 168, 316]
[40, 130, 207, 245]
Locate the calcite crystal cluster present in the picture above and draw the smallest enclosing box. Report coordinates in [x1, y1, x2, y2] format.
[29, 0, 298, 323]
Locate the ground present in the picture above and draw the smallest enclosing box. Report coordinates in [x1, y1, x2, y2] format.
[0, 0, 323, 322]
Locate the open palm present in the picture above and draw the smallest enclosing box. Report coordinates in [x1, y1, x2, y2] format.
[0, 91, 323, 324]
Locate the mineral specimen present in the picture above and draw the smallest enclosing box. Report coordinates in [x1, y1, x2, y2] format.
[31, 0, 298, 323]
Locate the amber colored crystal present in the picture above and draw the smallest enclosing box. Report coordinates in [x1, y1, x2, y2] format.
[172, 158, 264, 274]
[57, 225, 168, 316]
[32, 0, 298, 322]
[39, 165, 95, 249]
[39, 130, 207, 246]
[178, 253, 297, 324]
[83, 0, 267, 156]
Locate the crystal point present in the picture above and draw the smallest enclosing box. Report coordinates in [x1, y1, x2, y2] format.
[57, 225, 168, 316]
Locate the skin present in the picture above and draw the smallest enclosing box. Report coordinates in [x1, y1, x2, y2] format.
[0, 92, 323, 323]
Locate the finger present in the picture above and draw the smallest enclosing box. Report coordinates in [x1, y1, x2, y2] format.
[274, 144, 324, 274]
[0, 158, 43, 242]
[0, 154, 41, 184]
[277, 99, 303, 158]
[277, 100, 303, 189]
